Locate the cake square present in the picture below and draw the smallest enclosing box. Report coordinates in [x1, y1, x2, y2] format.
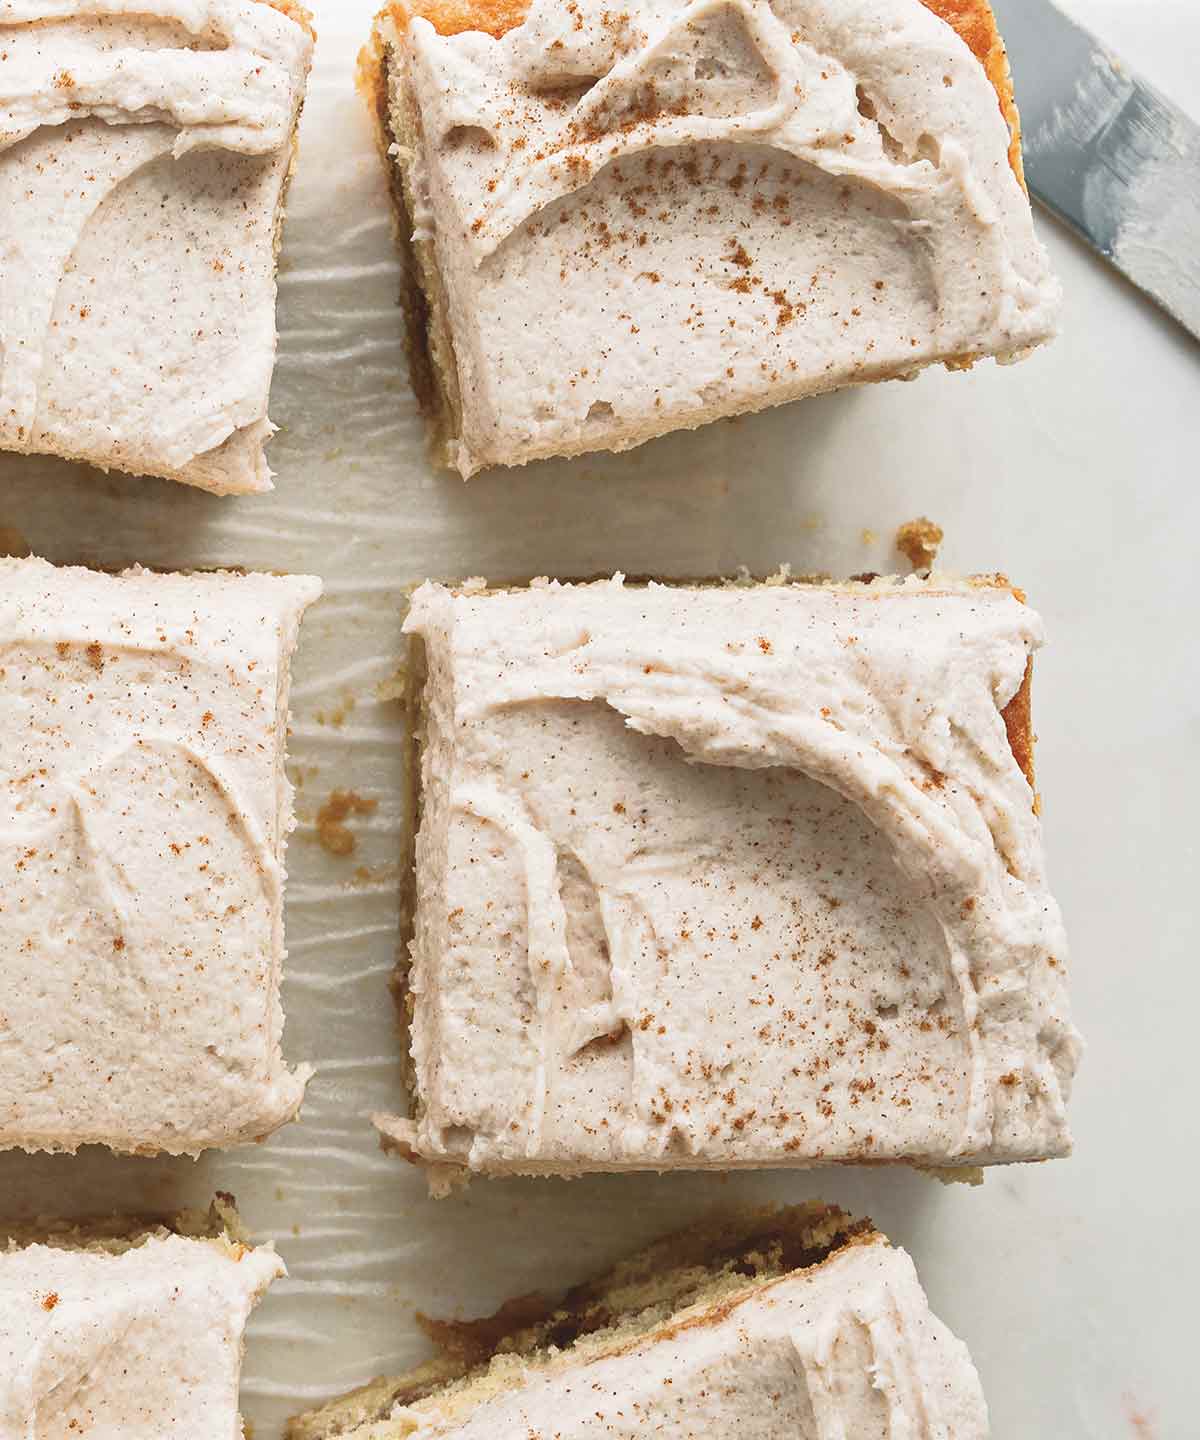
[0, 1, 313, 493]
[379, 575, 1081, 1187]
[288, 1205, 989, 1439]
[0, 557, 321, 1155]
[363, 0, 1061, 476]
[1, 1200, 282, 1439]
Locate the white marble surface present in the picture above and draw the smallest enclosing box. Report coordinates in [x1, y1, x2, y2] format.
[0, 3, 1196, 1437]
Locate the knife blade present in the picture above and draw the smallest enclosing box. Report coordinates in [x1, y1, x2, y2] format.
[989, 0, 1200, 342]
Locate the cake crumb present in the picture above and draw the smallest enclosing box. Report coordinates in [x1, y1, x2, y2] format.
[376, 669, 408, 702]
[317, 791, 378, 858]
[895, 517, 944, 569]
[1124, 1400, 1158, 1439]
[917, 1164, 984, 1187]
[41, 1292, 59, 1311]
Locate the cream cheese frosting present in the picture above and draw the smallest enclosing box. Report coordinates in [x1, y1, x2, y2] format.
[304, 1237, 989, 1439]
[0, 1, 312, 492]
[381, 575, 1081, 1184]
[381, 0, 1061, 476]
[0, 1226, 282, 1438]
[0, 557, 321, 1155]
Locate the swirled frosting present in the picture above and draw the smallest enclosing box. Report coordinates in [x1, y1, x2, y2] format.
[381, 576, 1080, 1182]
[0, 1228, 282, 1437]
[383, 0, 1061, 476]
[0, 1, 312, 492]
[0, 557, 321, 1155]
[307, 1236, 989, 1439]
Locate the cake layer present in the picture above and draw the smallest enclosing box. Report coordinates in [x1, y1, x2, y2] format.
[0, 1200, 282, 1439]
[0, 557, 321, 1155]
[367, 0, 1060, 475]
[0, 0, 313, 492]
[288, 1205, 990, 1439]
[381, 575, 1080, 1186]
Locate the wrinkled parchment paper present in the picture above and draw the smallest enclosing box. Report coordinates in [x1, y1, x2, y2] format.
[1, 2, 1197, 1435]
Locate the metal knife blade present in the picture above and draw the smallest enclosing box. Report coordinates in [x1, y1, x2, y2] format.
[989, 0, 1200, 342]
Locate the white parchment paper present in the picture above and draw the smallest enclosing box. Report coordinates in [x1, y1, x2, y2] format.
[0, 3, 1196, 1436]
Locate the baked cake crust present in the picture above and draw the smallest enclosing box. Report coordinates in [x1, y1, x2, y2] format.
[263, 0, 318, 38]
[371, 0, 1022, 180]
[2, 1193, 247, 1254]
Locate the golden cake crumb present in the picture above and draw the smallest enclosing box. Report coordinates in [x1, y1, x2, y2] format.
[317, 791, 379, 857]
[895, 517, 945, 569]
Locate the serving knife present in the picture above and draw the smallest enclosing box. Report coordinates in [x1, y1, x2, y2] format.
[989, 0, 1200, 342]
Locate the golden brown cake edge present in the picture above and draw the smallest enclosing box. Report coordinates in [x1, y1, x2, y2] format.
[259, 0, 317, 40]
[372, 0, 1024, 183]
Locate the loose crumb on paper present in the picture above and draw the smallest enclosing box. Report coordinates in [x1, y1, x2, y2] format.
[316, 693, 357, 728]
[376, 668, 408, 703]
[317, 790, 378, 858]
[896, 516, 944, 569]
[1124, 1397, 1158, 1438]
[918, 1164, 984, 1187]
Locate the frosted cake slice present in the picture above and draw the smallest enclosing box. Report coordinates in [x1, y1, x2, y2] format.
[0, 557, 321, 1155]
[0, 1, 313, 493]
[362, 0, 1060, 476]
[288, 1205, 989, 1439]
[1, 1198, 282, 1440]
[378, 575, 1081, 1190]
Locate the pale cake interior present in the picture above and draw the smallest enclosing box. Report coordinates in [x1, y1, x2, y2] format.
[361, 15, 466, 470]
[0, 1195, 248, 1259]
